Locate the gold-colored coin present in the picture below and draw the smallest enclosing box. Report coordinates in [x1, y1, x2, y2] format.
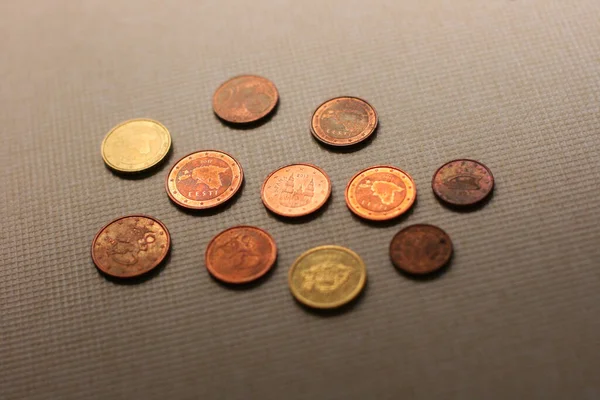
[288, 245, 367, 309]
[101, 118, 172, 173]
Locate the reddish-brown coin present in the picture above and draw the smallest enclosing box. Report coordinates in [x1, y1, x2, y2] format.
[390, 224, 453, 275]
[432, 159, 494, 206]
[166, 150, 243, 210]
[205, 226, 277, 284]
[311, 96, 378, 146]
[212, 75, 279, 123]
[261, 163, 331, 217]
[345, 165, 417, 221]
[91, 215, 171, 278]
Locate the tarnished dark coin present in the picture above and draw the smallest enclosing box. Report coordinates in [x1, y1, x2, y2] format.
[212, 75, 279, 123]
[91, 215, 170, 278]
[205, 226, 277, 284]
[432, 159, 494, 206]
[390, 224, 452, 275]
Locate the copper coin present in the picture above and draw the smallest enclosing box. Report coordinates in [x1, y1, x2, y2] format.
[205, 226, 277, 284]
[390, 224, 453, 275]
[311, 96, 378, 146]
[91, 215, 170, 278]
[432, 159, 494, 206]
[345, 165, 417, 221]
[261, 163, 331, 217]
[166, 150, 244, 210]
[212, 75, 279, 123]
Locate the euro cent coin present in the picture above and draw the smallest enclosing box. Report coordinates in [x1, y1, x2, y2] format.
[205, 226, 277, 284]
[261, 163, 331, 217]
[212, 75, 279, 123]
[91, 215, 171, 278]
[432, 159, 494, 206]
[389, 224, 453, 275]
[311, 96, 378, 146]
[288, 245, 367, 309]
[345, 165, 416, 221]
[101, 119, 171, 173]
[166, 150, 244, 210]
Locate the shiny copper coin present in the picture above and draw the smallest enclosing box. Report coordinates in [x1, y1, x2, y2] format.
[261, 163, 331, 217]
[432, 159, 494, 206]
[166, 150, 243, 210]
[390, 224, 453, 275]
[205, 226, 277, 284]
[311, 96, 378, 146]
[345, 165, 417, 221]
[91, 215, 170, 278]
[212, 75, 279, 123]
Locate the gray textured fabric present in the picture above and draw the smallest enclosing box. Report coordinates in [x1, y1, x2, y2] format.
[1, 1, 599, 399]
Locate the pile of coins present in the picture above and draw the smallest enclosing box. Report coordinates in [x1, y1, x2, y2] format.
[93, 75, 495, 310]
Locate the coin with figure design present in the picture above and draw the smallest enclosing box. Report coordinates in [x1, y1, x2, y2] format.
[390, 224, 453, 275]
[213, 75, 279, 123]
[91, 215, 171, 278]
[166, 150, 244, 210]
[288, 245, 366, 309]
[432, 159, 494, 207]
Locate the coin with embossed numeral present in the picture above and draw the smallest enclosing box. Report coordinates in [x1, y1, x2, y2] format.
[166, 150, 244, 210]
[288, 245, 367, 309]
[91, 215, 171, 278]
[390, 224, 453, 275]
[432, 159, 494, 207]
[213, 75, 279, 124]
[261, 163, 331, 217]
[311, 96, 378, 146]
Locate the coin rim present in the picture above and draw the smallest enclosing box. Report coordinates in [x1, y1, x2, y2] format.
[310, 96, 378, 147]
[212, 74, 279, 123]
[205, 225, 278, 284]
[431, 159, 495, 206]
[101, 118, 172, 173]
[165, 150, 244, 210]
[91, 214, 171, 278]
[260, 163, 332, 217]
[344, 165, 417, 221]
[389, 223, 453, 275]
[288, 245, 367, 309]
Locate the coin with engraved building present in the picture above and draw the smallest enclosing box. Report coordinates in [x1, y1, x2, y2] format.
[432, 159, 494, 207]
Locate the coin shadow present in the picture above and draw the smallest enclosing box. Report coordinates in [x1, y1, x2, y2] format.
[293, 279, 368, 317]
[104, 147, 174, 180]
[264, 195, 331, 225]
[394, 253, 453, 282]
[170, 179, 245, 217]
[94, 251, 171, 285]
[207, 259, 278, 290]
[434, 189, 494, 213]
[215, 102, 279, 131]
[349, 196, 417, 228]
[311, 123, 378, 154]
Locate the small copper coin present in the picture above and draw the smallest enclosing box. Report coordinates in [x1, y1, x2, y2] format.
[212, 75, 279, 123]
[345, 165, 417, 221]
[91, 215, 170, 278]
[261, 163, 331, 217]
[390, 224, 453, 275]
[311, 96, 378, 146]
[166, 150, 244, 210]
[205, 226, 277, 284]
[432, 159, 494, 206]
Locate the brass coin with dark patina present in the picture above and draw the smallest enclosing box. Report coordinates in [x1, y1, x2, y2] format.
[212, 75, 279, 124]
[389, 224, 453, 275]
[432, 159, 494, 207]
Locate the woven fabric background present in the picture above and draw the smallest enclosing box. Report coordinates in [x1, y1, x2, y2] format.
[1, 1, 599, 399]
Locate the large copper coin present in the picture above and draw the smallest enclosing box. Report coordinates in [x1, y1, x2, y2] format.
[432, 159, 494, 206]
[91, 215, 170, 278]
[205, 226, 277, 284]
[311, 96, 378, 146]
[288, 245, 367, 309]
[212, 75, 279, 123]
[261, 163, 331, 217]
[390, 224, 453, 275]
[166, 150, 244, 210]
[345, 165, 417, 221]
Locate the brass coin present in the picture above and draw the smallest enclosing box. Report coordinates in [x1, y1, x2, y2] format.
[212, 75, 279, 123]
[288, 245, 367, 309]
[101, 119, 171, 173]
[91, 215, 171, 278]
[311, 96, 378, 146]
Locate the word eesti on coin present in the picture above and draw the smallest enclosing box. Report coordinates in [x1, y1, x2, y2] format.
[166, 150, 244, 210]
